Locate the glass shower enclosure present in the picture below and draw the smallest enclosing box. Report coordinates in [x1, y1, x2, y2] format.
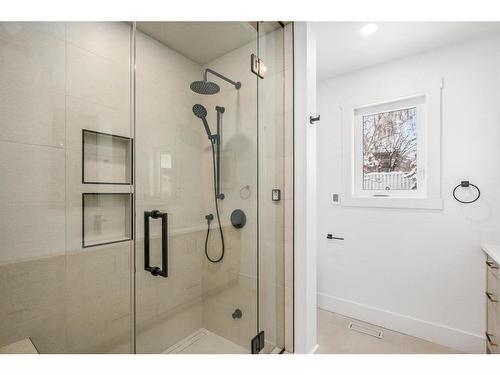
[0, 21, 288, 354]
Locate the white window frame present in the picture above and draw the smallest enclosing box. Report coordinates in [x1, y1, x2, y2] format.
[341, 78, 443, 209]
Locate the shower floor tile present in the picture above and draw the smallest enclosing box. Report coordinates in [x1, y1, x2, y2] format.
[162, 328, 247, 354]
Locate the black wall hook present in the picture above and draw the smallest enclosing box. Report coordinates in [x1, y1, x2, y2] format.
[310, 115, 320, 124]
[452, 180, 480, 204]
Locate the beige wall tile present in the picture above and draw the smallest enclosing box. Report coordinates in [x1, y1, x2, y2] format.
[66, 96, 131, 150]
[66, 22, 130, 64]
[66, 44, 129, 110]
[0, 23, 65, 92]
[0, 142, 65, 204]
[0, 142, 65, 263]
[0, 79, 65, 147]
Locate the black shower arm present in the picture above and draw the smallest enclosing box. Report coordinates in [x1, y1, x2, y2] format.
[203, 68, 241, 89]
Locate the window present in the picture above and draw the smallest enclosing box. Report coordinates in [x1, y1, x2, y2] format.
[340, 79, 443, 209]
[362, 107, 417, 192]
[353, 96, 425, 200]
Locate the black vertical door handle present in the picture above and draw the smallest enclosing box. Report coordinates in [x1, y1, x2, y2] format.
[144, 210, 168, 278]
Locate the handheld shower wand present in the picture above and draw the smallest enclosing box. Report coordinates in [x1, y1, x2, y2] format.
[192, 104, 226, 263]
[192, 104, 212, 139]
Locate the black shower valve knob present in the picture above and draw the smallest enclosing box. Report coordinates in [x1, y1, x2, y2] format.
[232, 309, 242, 319]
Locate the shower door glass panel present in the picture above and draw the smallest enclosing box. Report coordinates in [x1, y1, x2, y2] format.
[0, 22, 133, 353]
[134, 22, 259, 353]
[256, 22, 286, 353]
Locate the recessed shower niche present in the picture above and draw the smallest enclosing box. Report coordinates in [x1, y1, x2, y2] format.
[82, 193, 133, 248]
[82, 129, 133, 185]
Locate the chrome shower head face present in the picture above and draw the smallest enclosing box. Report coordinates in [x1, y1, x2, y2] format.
[192, 104, 207, 118]
[190, 80, 220, 95]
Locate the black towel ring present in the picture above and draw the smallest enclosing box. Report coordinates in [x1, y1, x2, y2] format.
[452, 181, 480, 204]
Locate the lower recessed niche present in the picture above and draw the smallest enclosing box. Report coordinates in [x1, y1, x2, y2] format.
[82, 193, 132, 248]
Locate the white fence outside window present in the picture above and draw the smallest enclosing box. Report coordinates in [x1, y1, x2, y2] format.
[363, 171, 416, 190]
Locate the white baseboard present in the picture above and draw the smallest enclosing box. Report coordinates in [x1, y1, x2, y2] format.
[317, 292, 485, 353]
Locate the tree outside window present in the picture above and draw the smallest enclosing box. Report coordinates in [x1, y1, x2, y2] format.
[362, 107, 417, 190]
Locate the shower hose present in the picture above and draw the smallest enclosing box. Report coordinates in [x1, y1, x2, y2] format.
[204, 141, 225, 263]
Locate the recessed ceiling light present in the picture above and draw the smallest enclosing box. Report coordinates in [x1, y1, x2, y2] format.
[360, 23, 378, 36]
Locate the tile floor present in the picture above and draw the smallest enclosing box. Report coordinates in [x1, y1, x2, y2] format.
[316, 309, 461, 354]
[163, 328, 247, 354]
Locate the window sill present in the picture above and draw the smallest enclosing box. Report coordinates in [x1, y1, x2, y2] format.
[341, 196, 443, 210]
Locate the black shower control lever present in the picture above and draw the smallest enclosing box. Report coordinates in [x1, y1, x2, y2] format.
[326, 233, 344, 240]
[310, 115, 320, 124]
[232, 309, 242, 319]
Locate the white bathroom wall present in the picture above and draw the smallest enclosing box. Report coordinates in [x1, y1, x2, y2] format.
[317, 33, 500, 353]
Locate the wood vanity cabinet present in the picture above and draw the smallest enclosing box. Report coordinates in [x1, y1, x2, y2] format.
[486, 254, 500, 354]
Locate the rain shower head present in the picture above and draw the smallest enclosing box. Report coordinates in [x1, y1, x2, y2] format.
[192, 104, 212, 138]
[190, 68, 241, 95]
[190, 80, 220, 95]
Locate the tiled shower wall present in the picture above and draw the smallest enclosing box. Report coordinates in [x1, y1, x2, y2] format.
[0, 22, 133, 353]
[133, 29, 207, 353]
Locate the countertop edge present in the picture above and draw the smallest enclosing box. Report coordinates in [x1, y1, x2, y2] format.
[481, 243, 500, 265]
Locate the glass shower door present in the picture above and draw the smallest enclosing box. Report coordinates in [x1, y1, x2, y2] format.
[134, 22, 260, 353]
[0, 21, 134, 354]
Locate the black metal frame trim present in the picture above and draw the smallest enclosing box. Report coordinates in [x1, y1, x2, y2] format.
[82, 129, 134, 185]
[82, 192, 133, 248]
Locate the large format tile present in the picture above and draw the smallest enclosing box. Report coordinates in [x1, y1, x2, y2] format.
[316, 309, 461, 354]
[66, 22, 130, 64]
[404, 335, 459, 354]
[0, 142, 65, 204]
[163, 328, 247, 354]
[0, 22, 65, 92]
[65, 95, 131, 151]
[0, 203, 65, 264]
[0, 22, 65, 150]
[0, 142, 66, 263]
[66, 44, 129, 111]
[0, 79, 65, 147]
[135, 302, 202, 354]
[0, 253, 66, 353]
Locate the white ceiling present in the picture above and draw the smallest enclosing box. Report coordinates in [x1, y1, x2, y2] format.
[137, 22, 258, 65]
[316, 22, 500, 81]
